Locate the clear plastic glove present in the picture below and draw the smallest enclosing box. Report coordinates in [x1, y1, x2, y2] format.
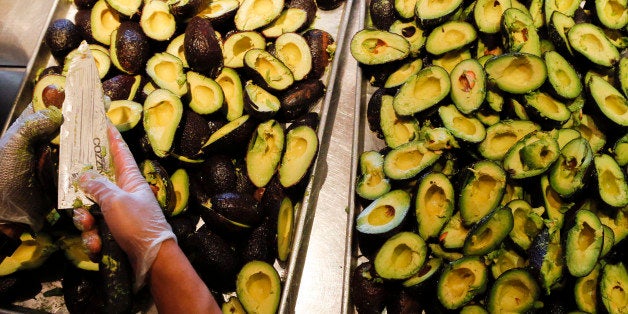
[0, 104, 63, 231]
[78, 123, 176, 291]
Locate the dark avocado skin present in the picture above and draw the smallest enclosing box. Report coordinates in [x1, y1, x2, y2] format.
[260, 176, 287, 220]
[0, 271, 42, 306]
[169, 0, 209, 21]
[210, 192, 263, 227]
[184, 16, 224, 78]
[172, 109, 211, 158]
[279, 79, 325, 121]
[113, 22, 150, 75]
[74, 0, 97, 9]
[196, 154, 239, 197]
[286, 111, 320, 132]
[369, 0, 396, 30]
[98, 218, 133, 314]
[183, 225, 241, 292]
[74, 9, 95, 43]
[366, 88, 387, 139]
[45, 19, 83, 62]
[303, 29, 335, 80]
[351, 262, 388, 314]
[102, 74, 139, 101]
[315, 0, 344, 11]
[386, 288, 423, 314]
[240, 218, 277, 264]
[289, 0, 318, 28]
[62, 268, 105, 314]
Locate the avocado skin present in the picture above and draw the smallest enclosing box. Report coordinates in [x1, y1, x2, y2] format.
[171, 109, 211, 159]
[303, 29, 335, 80]
[184, 16, 223, 78]
[351, 262, 389, 314]
[287, 112, 320, 133]
[386, 288, 423, 314]
[98, 218, 133, 314]
[240, 218, 277, 264]
[196, 154, 239, 196]
[62, 268, 105, 314]
[44, 19, 83, 62]
[0, 271, 42, 305]
[279, 79, 325, 121]
[211, 192, 263, 227]
[167, 212, 200, 244]
[169, 0, 208, 21]
[74, 9, 95, 43]
[260, 176, 287, 220]
[102, 74, 139, 101]
[183, 225, 240, 292]
[369, 0, 396, 30]
[112, 22, 150, 75]
[74, 0, 97, 9]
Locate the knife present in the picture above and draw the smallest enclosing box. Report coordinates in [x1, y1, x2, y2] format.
[58, 41, 112, 210]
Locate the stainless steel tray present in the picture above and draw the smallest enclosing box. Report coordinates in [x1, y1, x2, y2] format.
[1, 0, 354, 311]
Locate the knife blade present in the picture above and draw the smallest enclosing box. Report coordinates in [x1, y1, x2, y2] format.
[58, 41, 112, 210]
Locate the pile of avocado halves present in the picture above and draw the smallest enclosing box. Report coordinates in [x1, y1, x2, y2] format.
[350, 0, 627, 313]
[0, 0, 346, 312]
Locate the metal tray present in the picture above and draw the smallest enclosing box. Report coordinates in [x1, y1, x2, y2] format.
[1, 0, 354, 312]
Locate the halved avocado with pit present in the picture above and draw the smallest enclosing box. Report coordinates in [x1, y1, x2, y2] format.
[90, 0, 121, 46]
[487, 269, 540, 314]
[141, 159, 177, 215]
[450, 58, 486, 114]
[278, 125, 318, 188]
[425, 21, 477, 56]
[234, 0, 284, 31]
[274, 32, 312, 81]
[350, 29, 410, 65]
[383, 140, 442, 180]
[437, 255, 488, 310]
[463, 206, 514, 255]
[415, 172, 454, 240]
[593, 154, 628, 208]
[32, 74, 66, 111]
[393, 65, 451, 116]
[568, 23, 620, 68]
[187, 71, 224, 115]
[146, 52, 188, 97]
[143, 89, 183, 158]
[587, 74, 628, 127]
[458, 159, 507, 225]
[373, 231, 427, 280]
[356, 189, 411, 236]
[484, 52, 547, 94]
[246, 119, 285, 188]
[223, 31, 267, 68]
[236, 260, 281, 314]
[140, 0, 176, 41]
[244, 48, 295, 92]
[106, 99, 143, 132]
[565, 209, 604, 277]
[356, 150, 391, 201]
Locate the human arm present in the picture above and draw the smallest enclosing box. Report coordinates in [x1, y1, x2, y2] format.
[78, 123, 221, 313]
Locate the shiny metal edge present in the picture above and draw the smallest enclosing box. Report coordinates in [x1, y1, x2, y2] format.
[1, 0, 63, 135]
[341, 0, 374, 311]
[2, 0, 353, 312]
[278, 0, 355, 311]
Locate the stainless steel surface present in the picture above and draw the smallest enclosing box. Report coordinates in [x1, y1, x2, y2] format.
[58, 44, 111, 210]
[0, 68, 25, 128]
[0, 1, 57, 67]
[4, 0, 358, 312]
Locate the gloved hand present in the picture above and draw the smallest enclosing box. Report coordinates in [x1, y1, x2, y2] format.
[78, 123, 176, 291]
[0, 104, 63, 231]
